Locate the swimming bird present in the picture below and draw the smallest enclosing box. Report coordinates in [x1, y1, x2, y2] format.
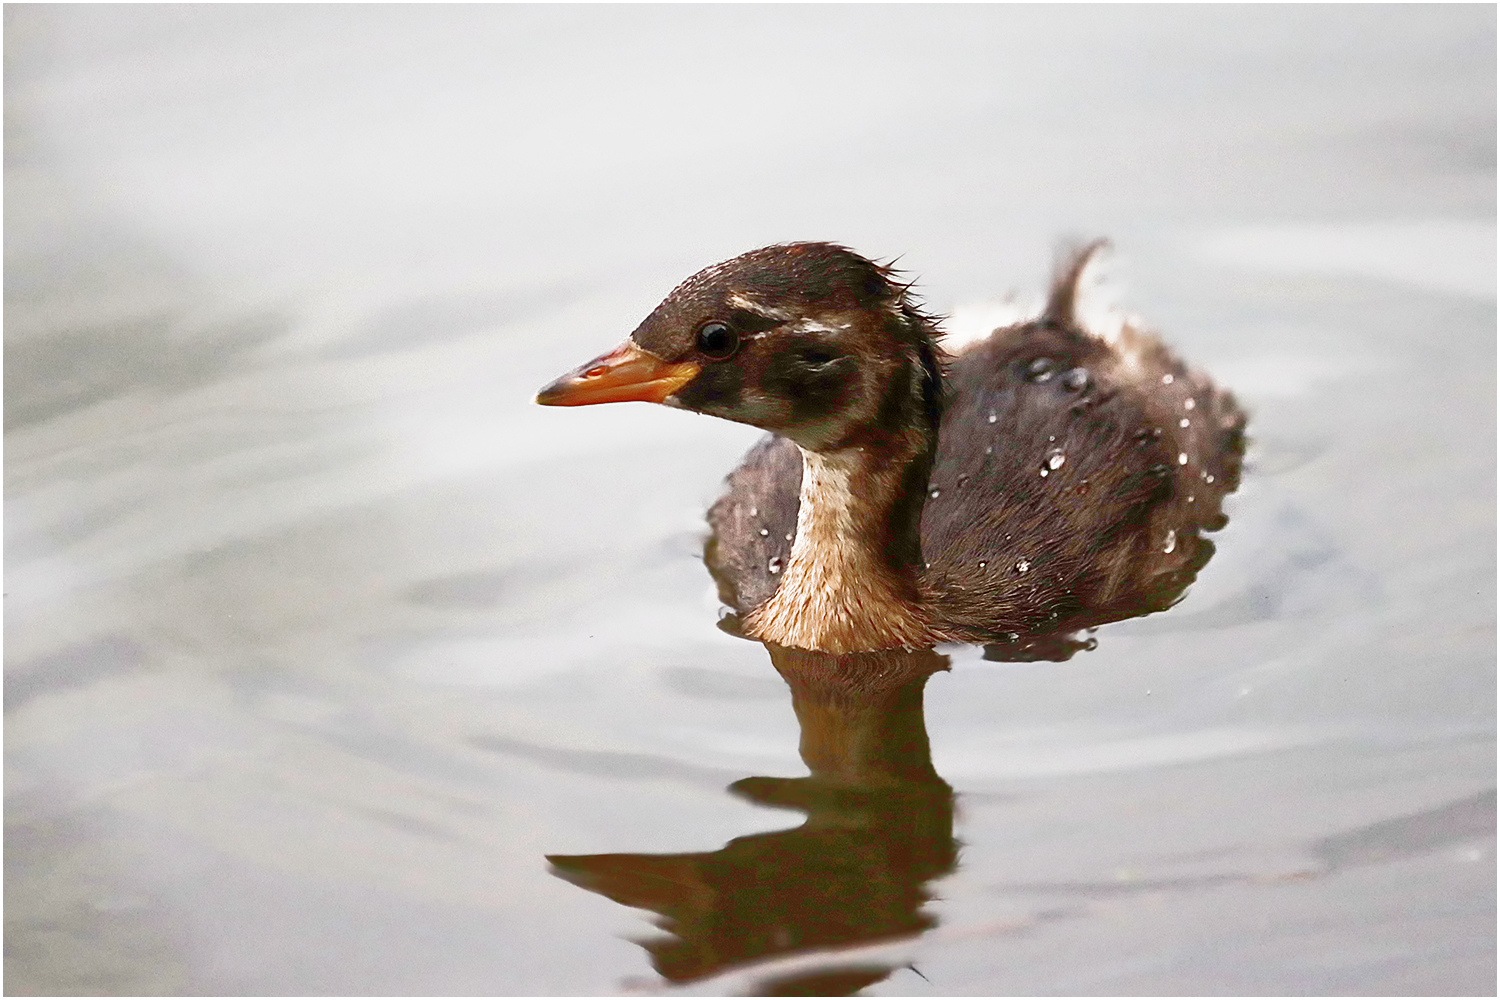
[537, 242, 1244, 654]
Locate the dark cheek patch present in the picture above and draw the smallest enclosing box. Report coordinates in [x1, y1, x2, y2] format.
[764, 356, 858, 426]
[676, 363, 744, 412]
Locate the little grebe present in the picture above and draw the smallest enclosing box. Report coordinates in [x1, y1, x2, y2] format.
[537, 243, 1245, 653]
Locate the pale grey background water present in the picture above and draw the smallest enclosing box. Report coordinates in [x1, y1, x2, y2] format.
[5, 6, 1495, 996]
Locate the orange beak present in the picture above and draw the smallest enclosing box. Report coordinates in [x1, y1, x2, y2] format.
[536, 341, 700, 407]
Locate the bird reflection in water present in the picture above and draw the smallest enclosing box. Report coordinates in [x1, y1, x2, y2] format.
[543, 534, 1235, 993]
[548, 644, 955, 995]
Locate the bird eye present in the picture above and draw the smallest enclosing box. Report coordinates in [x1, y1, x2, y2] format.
[695, 321, 739, 360]
[802, 349, 836, 368]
